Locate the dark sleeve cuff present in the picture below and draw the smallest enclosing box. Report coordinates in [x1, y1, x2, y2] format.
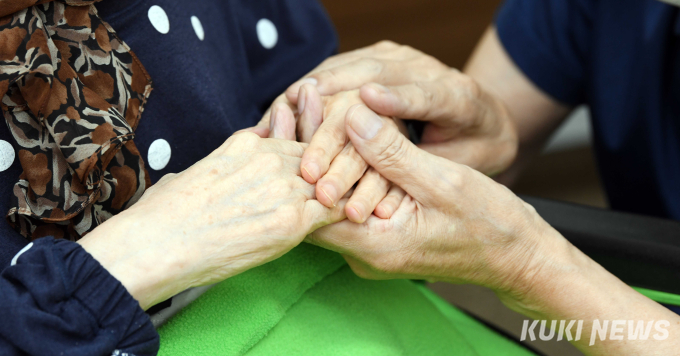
[0, 237, 159, 356]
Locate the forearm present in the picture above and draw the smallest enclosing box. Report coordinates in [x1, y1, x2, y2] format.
[78, 206, 193, 311]
[504, 227, 680, 355]
[464, 26, 571, 185]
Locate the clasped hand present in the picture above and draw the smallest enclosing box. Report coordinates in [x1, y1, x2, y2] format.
[246, 41, 557, 308]
[80, 132, 347, 310]
[83, 41, 536, 312]
[249, 41, 518, 224]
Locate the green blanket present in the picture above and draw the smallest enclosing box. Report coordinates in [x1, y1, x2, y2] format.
[158, 244, 535, 356]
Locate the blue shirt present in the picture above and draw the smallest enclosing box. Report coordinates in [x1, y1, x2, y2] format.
[497, 0, 680, 220]
[0, 0, 337, 265]
[95, 0, 337, 182]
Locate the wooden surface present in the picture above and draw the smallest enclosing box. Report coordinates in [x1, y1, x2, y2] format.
[319, 0, 502, 68]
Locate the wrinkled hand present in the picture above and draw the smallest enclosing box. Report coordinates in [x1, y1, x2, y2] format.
[308, 104, 557, 302]
[283, 41, 518, 176]
[247, 86, 408, 224]
[79, 132, 346, 309]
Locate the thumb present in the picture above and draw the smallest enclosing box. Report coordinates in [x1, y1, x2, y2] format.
[346, 104, 435, 201]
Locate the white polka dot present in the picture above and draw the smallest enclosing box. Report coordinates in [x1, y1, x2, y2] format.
[191, 16, 205, 41]
[256, 18, 278, 49]
[0, 140, 15, 172]
[148, 139, 171, 170]
[148, 5, 170, 34]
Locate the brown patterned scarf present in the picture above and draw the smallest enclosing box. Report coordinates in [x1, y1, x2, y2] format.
[0, 0, 152, 240]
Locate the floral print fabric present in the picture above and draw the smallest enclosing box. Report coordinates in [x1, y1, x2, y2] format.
[0, 0, 152, 240]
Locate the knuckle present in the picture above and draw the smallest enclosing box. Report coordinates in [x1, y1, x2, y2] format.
[423, 55, 447, 70]
[458, 99, 477, 120]
[334, 88, 362, 101]
[359, 172, 387, 193]
[448, 67, 463, 76]
[373, 40, 399, 51]
[395, 43, 420, 56]
[274, 176, 293, 191]
[230, 131, 260, 151]
[458, 74, 482, 99]
[323, 67, 342, 82]
[399, 44, 415, 53]
[384, 118, 399, 130]
[353, 196, 373, 210]
[323, 123, 349, 146]
[359, 57, 385, 75]
[412, 58, 445, 81]
[325, 90, 361, 113]
[376, 136, 410, 170]
[414, 81, 436, 107]
[320, 173, 346, 190]
[276, 205, 302, 230]
[362, 167, 382, 181]
[308, 145, 330, 162]
[445, 76, 481, 120]
[444, 165, 468, 191]
[258, 152, 284, 170]
[345, 145, 367, 166]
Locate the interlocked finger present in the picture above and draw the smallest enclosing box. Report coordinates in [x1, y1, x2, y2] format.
[346, 168, 391, 223]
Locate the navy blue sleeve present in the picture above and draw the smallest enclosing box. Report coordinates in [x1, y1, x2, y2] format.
[495, 0, 595, 105]
[0, 237, 159, 356]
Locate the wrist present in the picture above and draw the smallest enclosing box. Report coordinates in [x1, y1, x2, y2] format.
[494, 220, 587, 319]
[78, 209, 188, 310]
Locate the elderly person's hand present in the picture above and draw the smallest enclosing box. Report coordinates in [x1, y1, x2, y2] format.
[284, 41, 518, 176]
[307, 104, 680, 356]
[307, 104, 544, 293]
[249, 87, 409, 224]
[247, 41, 517, 221]
[78, 132, 346, 310]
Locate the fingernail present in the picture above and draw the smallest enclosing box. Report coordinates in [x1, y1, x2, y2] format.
[300, 77, 318, 86]
[298, 86, 307, 114]
[290, 77, 318, 96]
[351, 203, 364, 221]
[349, 105, 383, 140]
[319, 185, 337, 207]
[269, 106, 279, 133]
[368, 83, 390, 95]
[303, 163, 320, 182]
